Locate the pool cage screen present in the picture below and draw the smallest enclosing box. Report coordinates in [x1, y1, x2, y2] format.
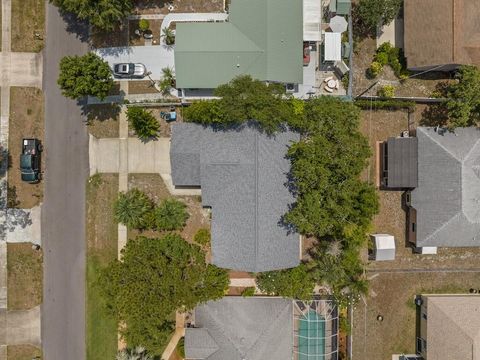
[293, 299, 339, 360]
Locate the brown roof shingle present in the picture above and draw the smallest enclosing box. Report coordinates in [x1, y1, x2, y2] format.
[404, 0, 480, 69]
[425, 295, 480, 360]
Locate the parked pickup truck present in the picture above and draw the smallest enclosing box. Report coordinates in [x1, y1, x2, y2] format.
[20, 138, 42, 183]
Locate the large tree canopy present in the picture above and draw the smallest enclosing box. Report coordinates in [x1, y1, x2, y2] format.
[57, 52, 113, 100]
[355, 0, 402, 31]
[446, 65, 480, 128]
[51, 0, 132, 31]
[98, 234, 229, 354]
[183, 75, 296, 133]
[285, 97, 379, 238]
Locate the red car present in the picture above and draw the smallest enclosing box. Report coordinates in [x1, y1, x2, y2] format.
[303, 42, 311, 66]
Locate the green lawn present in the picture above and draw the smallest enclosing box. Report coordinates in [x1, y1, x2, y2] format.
[86, 174, 119, 360]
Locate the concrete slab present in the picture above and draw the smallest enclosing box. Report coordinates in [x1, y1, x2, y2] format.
[5, 206, 41, 245]
[6, 306, 41, 347]
[127, 138, 171, 174]
[89, 136, 120, 175]
[95, 45, 175, 81]
[377, 18, 404, 49]
[0, 242, 6, 309]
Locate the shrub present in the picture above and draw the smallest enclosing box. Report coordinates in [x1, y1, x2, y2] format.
[126, 107, 160, 140]
[377, 85, 395, 98]
[176, 338, 185, 358]
[114, 189, 154, 229]
[194, 228, 211, 247]
[368, 61, 383, 78]
[154, 199, 189, 231]
[256, 264, 315, 300]
[374, 51, 388, 66]
[241, 287, 256, 297]
[139, 19, 149, 32]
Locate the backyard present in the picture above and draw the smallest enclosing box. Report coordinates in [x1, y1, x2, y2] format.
[7, 243, 42, 310]
[86, 174, 119, 360]
[352, 37, 453, 98]
[11, 0, 45, 52]
[8, 87, 44, 209]
[352, 272, 480, 360]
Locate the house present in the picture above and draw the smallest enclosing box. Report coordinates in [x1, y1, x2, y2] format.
[174, 0, 303, 90]
[170, 123, 300, 272]
[417, 295, 480, 360]
[382, 127, 480, 252]
[407, 127, 480, 250]
[404, 0, 480, 71]
[185, 297, 339, 360]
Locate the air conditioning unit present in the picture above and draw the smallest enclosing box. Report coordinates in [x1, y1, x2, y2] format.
[401, 130, 410, 138]
[285, 83, 296, 93]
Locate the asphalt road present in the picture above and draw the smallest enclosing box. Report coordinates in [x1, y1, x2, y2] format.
[42, 4, 89, 360]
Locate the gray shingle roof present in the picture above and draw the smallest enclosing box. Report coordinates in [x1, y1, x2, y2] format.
[385, 137, 418, 188]
[170, 123, 300, 272]
[185, 297, 293, 360]
[412, 127, 480, 247]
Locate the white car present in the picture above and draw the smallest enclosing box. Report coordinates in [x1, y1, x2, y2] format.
[113, 63, 147, 79]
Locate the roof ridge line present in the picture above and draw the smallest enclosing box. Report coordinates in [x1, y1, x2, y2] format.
[421, 128, 462, 162]
[423, 211, 462, 245]
[462, 137, 480, 163]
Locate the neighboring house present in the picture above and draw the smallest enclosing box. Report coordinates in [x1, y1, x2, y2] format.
[404, 0, 480, 71]
[417, 295, 480, 360]
[185, 297, 339, 360]
[382, 127, 480, 251]
[170, 123, 300, 272]
[174, 0, 303, 90]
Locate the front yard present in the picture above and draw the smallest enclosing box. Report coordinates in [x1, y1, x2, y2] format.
[86, 174, 119, 360]
[133, 0, 224, 14]
[127, 174, 210, 251]
[8, 87, 44, 209]
[7, 243, 42, 310]
[7, 345, 42, 360]
[11, 0, 45, 52]
[86, 104, 121, 138]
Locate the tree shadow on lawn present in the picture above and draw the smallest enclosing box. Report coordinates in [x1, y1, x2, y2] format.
[82, 103, 122, 124]
[419, 81, 450, 127]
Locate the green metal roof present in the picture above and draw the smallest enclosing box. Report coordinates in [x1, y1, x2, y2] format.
[175, 0, 303, 89]
[336, 0, 351, 15]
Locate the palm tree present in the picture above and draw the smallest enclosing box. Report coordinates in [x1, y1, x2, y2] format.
[158, 67, 176, 95]
[116, 346, 153, 360]
[161, 27, 175, 45]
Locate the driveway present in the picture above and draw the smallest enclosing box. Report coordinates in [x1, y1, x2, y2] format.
[42, 4, 89, 360]
[95, 45, 175, 81]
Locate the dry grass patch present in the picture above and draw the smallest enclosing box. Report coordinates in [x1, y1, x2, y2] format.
[128, 80, 160, 95]
[7, 345, 42, 360]
[7, 243, 42, 310]
[11, 0, 45, 52]
[8, 87, 44, 208]
[86, 104, 121, 138]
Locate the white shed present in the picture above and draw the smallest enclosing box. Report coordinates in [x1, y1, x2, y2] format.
[371, 234, 395, 261]
[324, 32, 342, 61]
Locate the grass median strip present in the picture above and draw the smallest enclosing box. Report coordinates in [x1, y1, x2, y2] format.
[86, 174, 119, 360]
[7, 243, 42, 310]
